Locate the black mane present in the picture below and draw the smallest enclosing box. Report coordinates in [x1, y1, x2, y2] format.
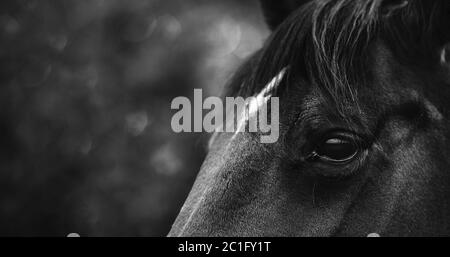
[227, 0, 450, 108]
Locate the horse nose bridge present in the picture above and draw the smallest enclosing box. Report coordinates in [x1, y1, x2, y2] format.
[168, 173, 231, 236]
[169, 132, 274, 236]
[168, 183, 216, 236]
[169, 168, 257, 236]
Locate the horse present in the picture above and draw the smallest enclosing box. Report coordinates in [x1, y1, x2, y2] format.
[169, 0, 450, 236]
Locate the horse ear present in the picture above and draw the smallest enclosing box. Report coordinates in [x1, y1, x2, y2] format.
[259, 0, 310, 30]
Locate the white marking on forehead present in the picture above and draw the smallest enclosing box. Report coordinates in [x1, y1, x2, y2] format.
[207, 69, 286, 149]
[261, 68, 287, 96]
[233, 68, 286, 137]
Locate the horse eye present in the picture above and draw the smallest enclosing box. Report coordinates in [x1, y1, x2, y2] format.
[311, 136, 359, 164]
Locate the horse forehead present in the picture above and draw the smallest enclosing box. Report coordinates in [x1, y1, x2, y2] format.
[371, 41, 420, 89]
[371, 42, 444, 121]
[372, 42, 395, 77]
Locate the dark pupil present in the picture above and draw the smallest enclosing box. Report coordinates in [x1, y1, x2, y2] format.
[316, 138, 357, 161]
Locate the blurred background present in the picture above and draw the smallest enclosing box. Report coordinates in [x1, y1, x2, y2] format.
[0, 0, 269, 236]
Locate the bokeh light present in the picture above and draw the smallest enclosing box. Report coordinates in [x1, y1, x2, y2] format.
[0, 0, 268, 236]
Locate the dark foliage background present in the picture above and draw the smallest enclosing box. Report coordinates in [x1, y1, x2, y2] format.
[0, 0, 268, 236]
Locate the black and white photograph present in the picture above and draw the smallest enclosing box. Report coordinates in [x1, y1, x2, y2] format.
[1, 0, 450, 244]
